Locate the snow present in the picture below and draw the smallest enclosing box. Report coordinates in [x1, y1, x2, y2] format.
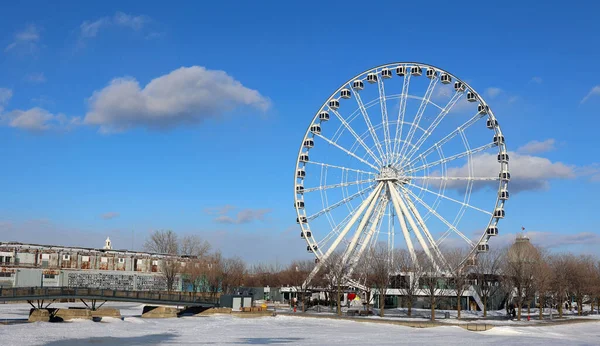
[1, 303, 600, 345]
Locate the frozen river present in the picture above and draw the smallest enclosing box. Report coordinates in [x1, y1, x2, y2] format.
[1, 303, 599, 345]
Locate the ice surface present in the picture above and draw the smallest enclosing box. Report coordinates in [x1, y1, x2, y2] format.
[1, 303, 599, 345]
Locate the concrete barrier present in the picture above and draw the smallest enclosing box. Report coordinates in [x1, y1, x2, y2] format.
[461, 323, 494, 331]
[29, 309, 51, 322]
[196, 307, 232, 315]
[91, 308, 121, 319]
[29, 308, 93, 322]
[142, 306, 179, 318]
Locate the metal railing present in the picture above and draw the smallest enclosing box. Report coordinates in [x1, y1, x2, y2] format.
[0, 287, 219, 306]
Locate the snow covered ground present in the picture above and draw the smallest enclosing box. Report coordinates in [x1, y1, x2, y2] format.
[1, 302, 600, 345]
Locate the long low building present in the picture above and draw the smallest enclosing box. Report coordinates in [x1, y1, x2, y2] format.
[0, 239, 184, 291]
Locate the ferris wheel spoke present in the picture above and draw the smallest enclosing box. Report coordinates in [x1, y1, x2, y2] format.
[392, 72, 411, 164]
[307, 161, 377, 176]
[330, 108, 383, 166]
[395, 75, 439, 165]
[421, 145, 448, 221]
[353, 197, 387, 264]
[387, 182, 418, 267]
[306, 183, 384, 283]
[341, 183, 384, 265]
[352, 84, 386, 164]
[376, 76, 392, 162]
[314, 133, 380, 171]
[346, 199, 387, 277]
[308, 184, 375, 221]
[449, 129, 476, 233]
[408, 176, 499, 182]
[404, 181, 492, 215]
[398, 188, 447, 268]
[404, 142, 496, 176]
[317, 210, 354, 249]
[303, 179, 375, 194]
[402, 111, 486, 169]
[401, 187, 475, 248]
[402, 90, 465, 164]
[388, 181, 440, 271]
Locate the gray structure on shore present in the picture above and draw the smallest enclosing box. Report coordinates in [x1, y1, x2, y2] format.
[0, 239, 183, 291]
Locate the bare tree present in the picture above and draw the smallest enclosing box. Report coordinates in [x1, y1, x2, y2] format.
[393, 248, 421, 317]
[185, 257, 207, 292]
[144, 230, 179, 254]
[420, 253, 443, 321]
[162, 258, 180, 292]
[353, 253, 375, 312]
[205, 251, 224, 299]
[533, 252, 553, 320]
[567, 255, 595, 316]
[369, 244, 393, 317]
[322, 252, 350, 316]
[222, 256, 246, 294]
[283, 260, 315, 311]
[473, 249, 503, 317]
[144, 230, 180, 291]
[445, 248, 470, 319]
[247, 262, 284, 288]
[549, 254, 570, 318]
[180, 235, 211, 257]
[503, 238, 540, 320]
[592, 260, 600, 314]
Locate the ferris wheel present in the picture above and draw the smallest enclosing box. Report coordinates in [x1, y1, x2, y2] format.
[294, 62, 509, 278]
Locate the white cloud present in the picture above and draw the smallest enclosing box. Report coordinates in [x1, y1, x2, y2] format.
[1, 107, 80, 132]
[80, 12, 150, 39]
[0, 88, 13, 112]
[508, 96, 519, 104]
[5, 24, 41, 53]
[25, 72, 46, 84]
[84, 66, 271, 133]
[580, 86, 600, 104]
[206, 205, 272, 224]
[214, 208, 272, 224]
[435, 151, 576, 193]
[517, 139, 556, 154]
[113, 12, 148, 31]
[484, 87, 503, 99]
[101, 212, 120, 220]
[530, 77, 543, 84]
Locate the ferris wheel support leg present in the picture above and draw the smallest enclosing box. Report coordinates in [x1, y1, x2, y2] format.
[305, 182, 384, 285]
[341, 184, 383, 265]
[348, 198, 386, 275]
[389, 182, 440, 272]
[399, 187, 448, 270]
[387, 182, 418, 266]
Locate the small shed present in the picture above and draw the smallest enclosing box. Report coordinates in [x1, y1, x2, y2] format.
[219, 294, 253, 311]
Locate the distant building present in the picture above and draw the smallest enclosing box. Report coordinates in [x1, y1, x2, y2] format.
[0, 240, 192, 291]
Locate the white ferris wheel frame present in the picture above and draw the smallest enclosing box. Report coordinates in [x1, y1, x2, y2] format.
[294, 62, 509, 279]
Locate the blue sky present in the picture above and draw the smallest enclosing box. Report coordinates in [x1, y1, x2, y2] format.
[0, 1, 599, 263]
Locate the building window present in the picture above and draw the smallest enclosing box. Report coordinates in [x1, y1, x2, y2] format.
[41, 254, 50, 260]
[152, 260, 159, 266]
[62, 254, 71, 261]
[100, 257, 108, 263]
[0, 272, 13, 277]
[82, 256, 90, 262]
[43, 274, 56, 279]
[118, 258, 125, 264]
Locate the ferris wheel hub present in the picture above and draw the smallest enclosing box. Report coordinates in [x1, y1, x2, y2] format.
[375, 164, 409, 184]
